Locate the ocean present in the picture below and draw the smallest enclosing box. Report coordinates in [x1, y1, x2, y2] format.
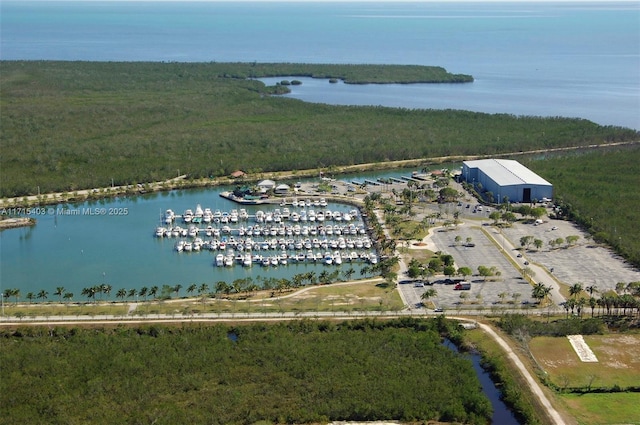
[1, 1, 639, 128]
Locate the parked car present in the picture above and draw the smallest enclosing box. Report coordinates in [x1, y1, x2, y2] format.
[434, 308, 444, 313]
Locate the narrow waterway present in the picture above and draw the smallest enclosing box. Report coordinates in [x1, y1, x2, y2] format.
[443, 339, 520, 425]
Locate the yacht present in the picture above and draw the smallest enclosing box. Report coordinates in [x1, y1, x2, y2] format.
[164, 209, 175, 224]
[175, 240, 185, 252]
[333, 251, 342, 265]
[183, 209, 194, 223]
[215, 253, 224, 267]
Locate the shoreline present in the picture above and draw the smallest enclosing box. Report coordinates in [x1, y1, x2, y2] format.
[0, 217, 35, 230]
[2, 142, 636, 210]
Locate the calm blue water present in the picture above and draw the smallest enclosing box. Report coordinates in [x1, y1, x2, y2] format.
[0, 185, 372, 299]
[1, 1, 638, 128]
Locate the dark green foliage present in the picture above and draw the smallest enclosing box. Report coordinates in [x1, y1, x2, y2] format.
[0, 319, 493, 425]
[498, 314, 605, 337]
[478, 355, 542, 425]
[1, 61, 637, 197]
[525, 145, 640, 267]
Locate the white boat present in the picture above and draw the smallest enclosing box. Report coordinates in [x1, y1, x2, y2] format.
[243, 254, 252, 267]
[195, 204, 204, 218]
[184, 241, 193, 252]
[333, 251, 342, 265]
[224, 255, 234, 267]
[187, 225, 198, 238]
[155, 226, 167, 237]
[164, 209, 175, 224]
[175, 240, 185, 252]
[216, 253, 224, 266]
[323, 252, 333, 265]
[183, 209, 194, 223]
[369, 253, 378, 264]
[203, 208, 213, 223]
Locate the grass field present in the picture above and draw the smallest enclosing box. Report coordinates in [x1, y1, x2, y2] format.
[529, 334, 640, 425]
[560, 393, 640, 425]
[529, 334, 640, 389]
[2, 280, 404, 317]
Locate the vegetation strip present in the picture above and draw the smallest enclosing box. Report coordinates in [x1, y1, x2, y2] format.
[1, 61, 637, 199]
[0, 318, 494, 425]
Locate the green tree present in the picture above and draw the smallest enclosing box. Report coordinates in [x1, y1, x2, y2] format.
[533, 238, 544, 250]
[187, 284, 197, 297]
[457, 266, 473, 279]
[54, 286, 66, 303]
[421, 288, 438, 306]
[569, 282, 584, 299]
[37, 289, 48, 302]
[149, 286, 159, 299]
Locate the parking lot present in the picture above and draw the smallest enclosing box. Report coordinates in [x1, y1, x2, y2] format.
[503, 218, 640, 294]
[401, 223, 536, 310]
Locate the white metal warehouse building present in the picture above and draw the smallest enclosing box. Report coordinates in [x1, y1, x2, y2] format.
[462, 159, 553, 203]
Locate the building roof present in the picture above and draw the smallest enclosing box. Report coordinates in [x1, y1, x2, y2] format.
[257, 179, 276, 188]
[464, 159, 552, 187]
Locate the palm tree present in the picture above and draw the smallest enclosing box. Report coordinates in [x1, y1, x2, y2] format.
[585, 285, 598, 298]
[198, 283, 209, 296]
[37, 289, 48, 302]
[421, 288, 438, 306]
[589, 297, 597, 317]
[215, 281, 229, 296]
[128, 288, 137, 301]
[63, 292, 74, 303]
[11, 288, 20, 304]
[139, 286, 148, 301]
[149, 286, 159, 300]
[342, 268, 355, 281]
[173, 284, 182, 298]
[54, 286, 66, 303]
[569, 283, 583, 299]
[101, 284, 112, 300]
[531, 282, 549, 305]
[81, 287, 92, 302]
[318, 271, 331, 285]
[187, 284, 197, 297]
[498, 292, 508, 304]
[305, 271, 317, 285]
[116, 288, 127, 301]
[26, 292, 35, 304]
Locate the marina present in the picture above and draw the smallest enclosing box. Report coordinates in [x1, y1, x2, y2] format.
[154, 204, 378, 269]
[1, 167, 423, 300]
